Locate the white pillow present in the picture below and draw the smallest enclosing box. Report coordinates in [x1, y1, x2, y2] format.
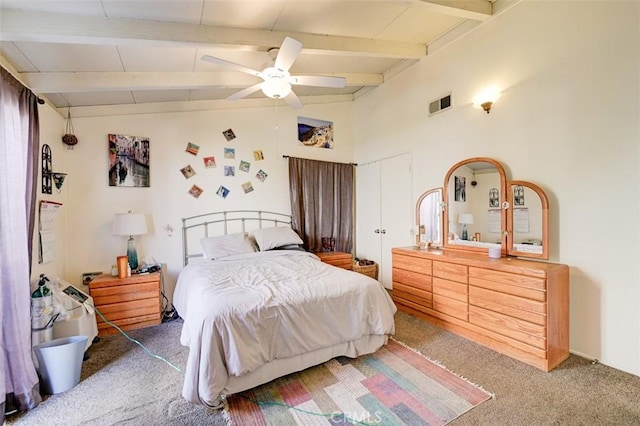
[199, 232, 257, 259]
[251, 227, 303, 251]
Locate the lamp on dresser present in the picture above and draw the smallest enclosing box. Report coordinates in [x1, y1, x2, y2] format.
[112, 211, 148, 270]
[458, 213, 474, 241]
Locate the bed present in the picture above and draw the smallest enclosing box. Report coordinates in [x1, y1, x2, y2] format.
[173, 210, 397, 408]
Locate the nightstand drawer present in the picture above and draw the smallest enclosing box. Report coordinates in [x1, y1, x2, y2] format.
[316, 252, 353, 270]
[89, 272, 162, 336]
[91, 282, 160, 305]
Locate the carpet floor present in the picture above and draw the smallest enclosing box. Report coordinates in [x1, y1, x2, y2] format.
[5, 311, 640, 425]
[225, 338, 492, 425]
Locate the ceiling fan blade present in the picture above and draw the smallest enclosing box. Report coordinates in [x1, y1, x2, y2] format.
[284, 90, 303, 109]
[274, 37, 303, 72]
[201, 55, 262, 77]
[228, 83, 264, 101]
[290, 75, 347, 88]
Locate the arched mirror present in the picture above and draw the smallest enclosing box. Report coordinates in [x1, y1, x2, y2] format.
[415, 188, 443, 247]
[507, 180, 549, 259]
[443, 157, 507, 255]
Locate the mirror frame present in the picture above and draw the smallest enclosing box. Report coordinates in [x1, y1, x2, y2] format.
[507, 180, 549, 259]
[415, 188, 444, 248]
[443, 157, 508, 256]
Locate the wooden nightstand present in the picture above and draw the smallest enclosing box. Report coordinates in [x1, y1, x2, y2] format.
[316, 251, 353, 270]
[89, 272, 162, 336]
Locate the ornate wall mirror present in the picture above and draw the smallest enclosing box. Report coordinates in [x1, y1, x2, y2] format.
[507, 180, 549, 259]
[443, 157, 507, 255]
[415, 157, 550, 260]
[415, 188, 443, 247]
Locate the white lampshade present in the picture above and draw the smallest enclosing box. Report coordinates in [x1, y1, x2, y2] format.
[112, 212, 148, 237]
[458, 213, 474, 225]
[261, 75, 292, 99]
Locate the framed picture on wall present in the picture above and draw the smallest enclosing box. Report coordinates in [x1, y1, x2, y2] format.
[514, 185, 525, 206]
[108, 134, 150, 187]
[454, 176, 466, 202]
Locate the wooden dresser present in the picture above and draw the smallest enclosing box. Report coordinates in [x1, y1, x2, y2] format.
[316, 251, 353, 270]
[392, 247, 569, 371]
[89, 272, 162, 336]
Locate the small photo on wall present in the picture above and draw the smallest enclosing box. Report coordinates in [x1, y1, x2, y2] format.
[188, 184, 203, 198]
[224, 165, 235, 177]
[180, 165, 196, 179]
[185, 142, 200, 156]
[253, 150, 264, 161]
[224, 147, 235, 159]
[216, 185, 230, 199]
[203, 156, 216, 168]
[239, 160, 251, 172]
[222, 128, 236, 141]
[256, 169, 268, 182]
[242, 181, 254, 194]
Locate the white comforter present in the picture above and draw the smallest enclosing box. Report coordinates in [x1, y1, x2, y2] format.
[173, 250, 396, 406]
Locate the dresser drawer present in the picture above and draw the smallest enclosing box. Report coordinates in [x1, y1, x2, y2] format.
[433, 294, 468, 321]
[469, 286, 546, 326]
[393, 268, 432, 291]
[393, 253, 432, 275]
[393, 282, 433, 307]
[469, 267, 546, 301]
[432, 277, 467, 303]
[433, 261, 467, 283]
[469, 305, 546, 350]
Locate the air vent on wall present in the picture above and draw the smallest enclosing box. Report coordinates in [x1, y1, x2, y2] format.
[428, 93, 452, 116]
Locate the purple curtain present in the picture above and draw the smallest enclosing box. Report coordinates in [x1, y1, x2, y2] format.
[288, 157, 354, 253]
[1, 66, 42, 420]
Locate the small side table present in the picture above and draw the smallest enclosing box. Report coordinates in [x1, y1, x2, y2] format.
[89, 272, 162, 336]
[316, 251, 353, 270]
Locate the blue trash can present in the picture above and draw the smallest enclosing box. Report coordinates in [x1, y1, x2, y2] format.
[33, 335, 88, 394]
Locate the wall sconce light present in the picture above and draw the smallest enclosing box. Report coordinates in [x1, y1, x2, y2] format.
[473, 88, 501, 114]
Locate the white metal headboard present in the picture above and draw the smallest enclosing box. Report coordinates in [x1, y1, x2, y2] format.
[181, 210, 292, 266]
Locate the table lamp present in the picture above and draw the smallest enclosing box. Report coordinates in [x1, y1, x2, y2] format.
[112, 211, 148, 270]
[458, 213, 474, 241]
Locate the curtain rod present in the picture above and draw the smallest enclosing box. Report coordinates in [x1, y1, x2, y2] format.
[282, 155, 357, 166]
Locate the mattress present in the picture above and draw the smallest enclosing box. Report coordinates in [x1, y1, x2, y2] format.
[173, 250, 396, 407]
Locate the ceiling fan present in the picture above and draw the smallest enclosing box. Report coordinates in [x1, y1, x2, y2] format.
[201, 37, 346, 109]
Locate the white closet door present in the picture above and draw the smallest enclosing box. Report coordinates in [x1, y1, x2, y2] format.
[355, 161, 382, 266]
[379, 154, 412, 288]
[356, 153, 412, 289]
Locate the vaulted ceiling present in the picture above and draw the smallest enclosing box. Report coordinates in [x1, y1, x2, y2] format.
[0, 0, 499, 114]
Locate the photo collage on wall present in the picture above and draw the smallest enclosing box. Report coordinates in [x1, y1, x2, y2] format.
[180, 128, 268, 199]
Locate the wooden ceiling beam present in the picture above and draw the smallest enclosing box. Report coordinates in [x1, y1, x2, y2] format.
[21, 71, 383, 93]
[416, 0, 493, 21]
[0, 9, 426, 59]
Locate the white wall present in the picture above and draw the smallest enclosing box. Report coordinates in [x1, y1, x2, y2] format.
[31, 103, 67, 282]
[60, 102, 353, 303]
[354, 1, 639, 375]
[31, 0, 639, 377]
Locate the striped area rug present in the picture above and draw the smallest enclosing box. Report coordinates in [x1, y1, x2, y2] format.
[225, 338, 492, 425]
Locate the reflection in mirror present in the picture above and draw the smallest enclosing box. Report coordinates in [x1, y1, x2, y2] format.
[445, 159, 505, 253]
[416, 188, 442, 247]
[508, 180, 549, 259]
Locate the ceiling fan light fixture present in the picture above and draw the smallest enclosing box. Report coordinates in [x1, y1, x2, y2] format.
[261, 69, 292, 99]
